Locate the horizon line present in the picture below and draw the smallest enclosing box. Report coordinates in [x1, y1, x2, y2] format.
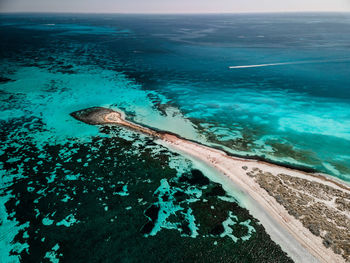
[1, 10, 350, 15]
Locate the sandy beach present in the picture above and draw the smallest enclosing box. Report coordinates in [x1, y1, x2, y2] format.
[71, 107, 350, 263]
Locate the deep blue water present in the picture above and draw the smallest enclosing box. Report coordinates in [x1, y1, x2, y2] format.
[0, 13, 350, 262]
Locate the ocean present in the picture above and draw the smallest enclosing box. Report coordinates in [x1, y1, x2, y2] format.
[0, 13, 349, 262]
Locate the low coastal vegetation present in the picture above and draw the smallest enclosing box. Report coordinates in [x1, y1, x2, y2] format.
[246, 167, 350, 261]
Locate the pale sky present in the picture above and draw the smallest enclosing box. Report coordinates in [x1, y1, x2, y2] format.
[1, 0, 350, 13]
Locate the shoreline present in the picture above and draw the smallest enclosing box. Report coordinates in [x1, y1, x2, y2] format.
[71, 107, 349, 263]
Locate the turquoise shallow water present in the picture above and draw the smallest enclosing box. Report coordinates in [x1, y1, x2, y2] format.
[0, 13, 350, 262]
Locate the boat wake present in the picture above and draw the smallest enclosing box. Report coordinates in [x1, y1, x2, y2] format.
[229, 58, 350, 69]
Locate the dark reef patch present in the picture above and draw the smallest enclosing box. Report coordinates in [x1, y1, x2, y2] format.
[206, 185, 227, 197]
[0, 76, 15, 83]
[145, 204, 160, 222]
[211, 224, 225, 235]
[179, 169, 210, 186]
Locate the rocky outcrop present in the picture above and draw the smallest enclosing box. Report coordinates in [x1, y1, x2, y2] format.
[70, 107, 115, 125]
